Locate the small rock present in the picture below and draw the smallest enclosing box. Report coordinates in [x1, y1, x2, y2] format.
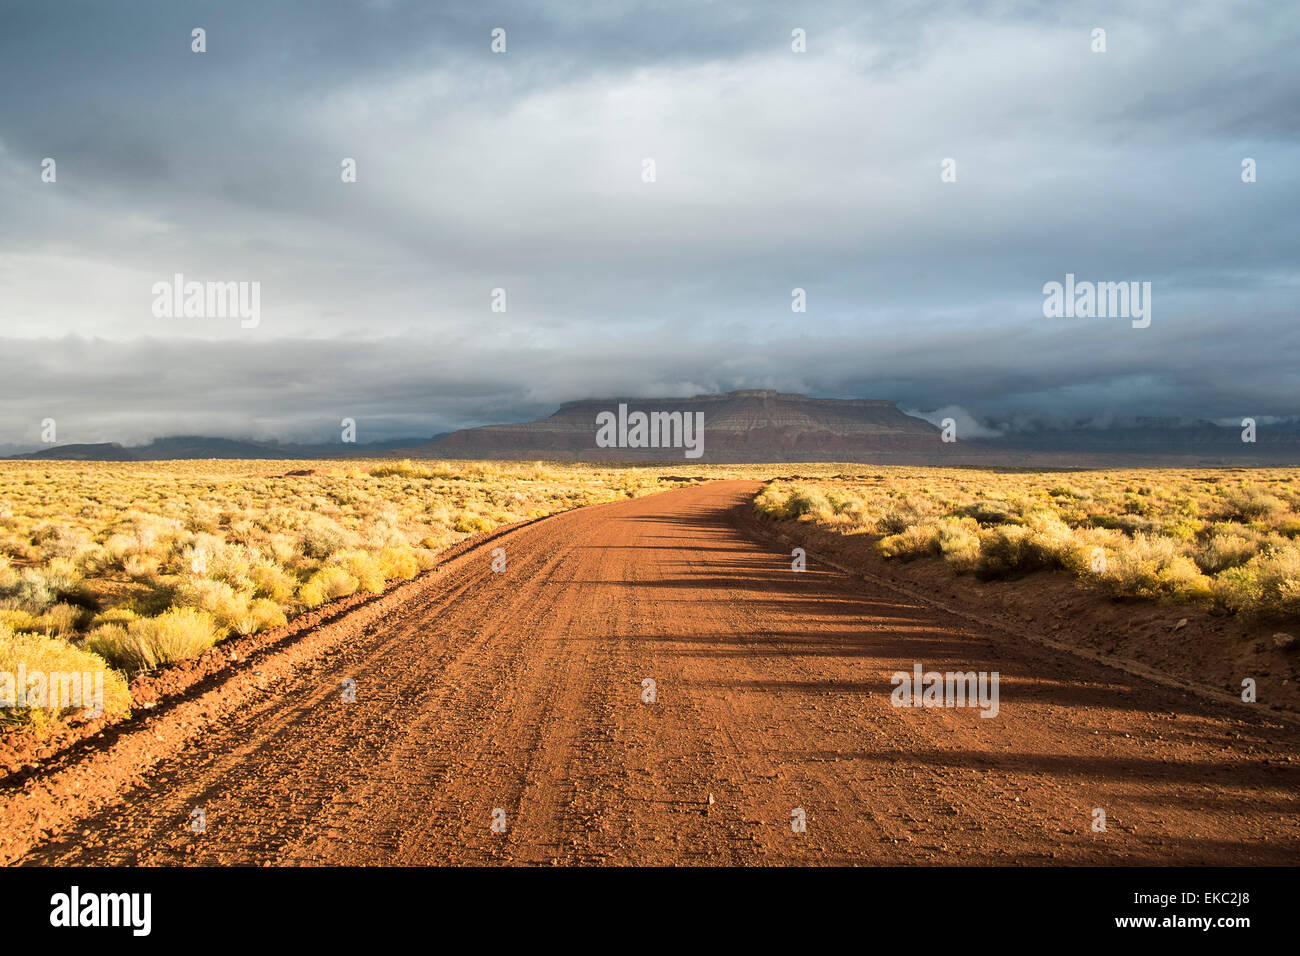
[1173, 619, 1188, 631]
[1272, 633, 1296, 651]
[706, 792, 715, 806]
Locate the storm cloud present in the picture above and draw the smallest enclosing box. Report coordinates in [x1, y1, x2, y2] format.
[1, 0, 1296, 447]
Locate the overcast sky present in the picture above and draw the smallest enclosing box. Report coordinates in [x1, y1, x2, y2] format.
[1, 0, 1296, 447]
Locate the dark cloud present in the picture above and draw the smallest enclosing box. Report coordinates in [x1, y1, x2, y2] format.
[0, 1, 1296, 444]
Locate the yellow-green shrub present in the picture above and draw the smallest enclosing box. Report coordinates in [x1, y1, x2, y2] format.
[936, 517, 981, 572]
[0, 625, 131, 731]
[1197, 529, 1259, 574]
[976, 525, 1045, 578]
[85, 607, 221, 671]
[173, 577, 250, 632]
[298, 566, 359, 608]
[235, 598, 288, 635]
[331, 551, 386, 594]
[91, 607, 139, 627]
[878, 523, 941, 560]
[1214, 544, 1300, 618]
[377, 546, 419, 581]
[453, 513, 493, 534]
[1094, 533, 1212, 600]
[249, 560, 297, 604]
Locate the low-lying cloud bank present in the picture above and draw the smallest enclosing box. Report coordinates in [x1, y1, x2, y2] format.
[1, 1, 1296, 445]
[2, 325, 1296, 449]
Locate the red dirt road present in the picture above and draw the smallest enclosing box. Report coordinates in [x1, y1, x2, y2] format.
[8, 482, 1299, 865]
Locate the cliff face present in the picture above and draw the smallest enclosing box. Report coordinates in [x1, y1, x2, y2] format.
[424, 390, 943, 462]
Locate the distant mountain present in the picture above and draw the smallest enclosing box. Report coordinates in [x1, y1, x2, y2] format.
[14, 442, 140, 461]
[421, 390, 943, 462]
[142, 436, 294, 459]
[975, 421, 1300, 466]
[8, 392, 1300, 465]
[419, 391, 1300, 465]
[8, 434, 445, 461]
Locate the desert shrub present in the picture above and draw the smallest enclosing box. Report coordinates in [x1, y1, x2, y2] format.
[753, 483, 789, 519]
[85, 607, 221, 671]
[878, 523, 941, 560]
[1161, 518, 1203, 541]
[298, 519, 347, 560]
[1196, 529, 1259, 574]
[91, 607, 139, 627]
[235, 598, 287, 635]
[0, 459, 683, 673]
[874, 506, 913, 535]
[0, 609, 37, 632]
[961, 500, 1020, 527]
[1048, 485, 1090, 500]
[1056, 526, 1122, 576]
[1089, 513, 1158, 535]
[0, 533, 32, 562]
[35, 603, 83, 637]
[368, 460, 432, 479]
[3, 567, 56, 611]
[1213, 544, 1300, 618]
[936, 517, 982, 572]
[1017, 512, 1078, 566]
[249, 560, 296, 604]
[172, 577, 250, 632]
[412, 547, 440, 571]
[1212, 566, 1262, 615]
[377, 545, 420, 581]
[0, 608, 83, 639]
[1094, 532, 1177, 596]
[1220, 488, 1286, 522]
[44, 528, 98, 564]
[755, 485, 833, 522]
[0, 625, 131, 731]
[298, 566, 359, 609]
[197, 540, 255, 589]
[822, 489, 866, 523]
[331, 550, 387, 594]
[453, 513, 494, 534]
[1115, 515, 1160, 535]
[1094, 533, 1211, 600]
[101, 532, 137, 569]
[263, 533, 301, 567]
[122, 553, 161, 582]
[1121, 493, 1156, 516]
[1156, 556, 1215, 602]
[747, 470, 1297, 614]
[975, 525, 1045, 578]
[35, 526, 96, 562]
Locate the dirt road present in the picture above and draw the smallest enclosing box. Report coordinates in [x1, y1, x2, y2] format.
[10, 482, 1299, 865]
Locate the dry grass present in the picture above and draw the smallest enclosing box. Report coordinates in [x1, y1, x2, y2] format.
[0, 623, 132, 732]
[755, 467, 1300, 618]
[0, 457, 734, 729]
[0, 457, 688, 650]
